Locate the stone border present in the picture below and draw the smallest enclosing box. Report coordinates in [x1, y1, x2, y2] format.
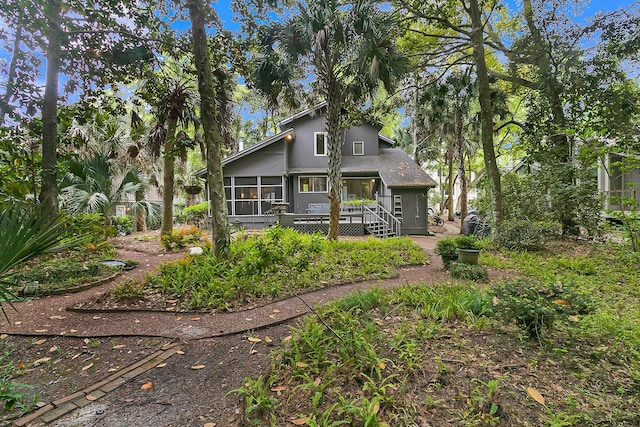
[13, 342, 182, 426]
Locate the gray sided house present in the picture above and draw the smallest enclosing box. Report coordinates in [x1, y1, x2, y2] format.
[197, 104, 437, 236]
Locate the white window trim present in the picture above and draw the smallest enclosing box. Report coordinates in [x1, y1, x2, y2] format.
[299, 176, 328, 193]
[353, 141, 364, 156]
[314, 132, 328, 156]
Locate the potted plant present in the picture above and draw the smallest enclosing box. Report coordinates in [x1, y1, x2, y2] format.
[455, 235, 481, 265]
[435, 237, 459, 268]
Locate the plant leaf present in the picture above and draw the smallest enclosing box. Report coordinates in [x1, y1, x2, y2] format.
[527, 386, 545, 405]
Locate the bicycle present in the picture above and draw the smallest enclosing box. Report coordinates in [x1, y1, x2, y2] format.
[428, 208, 445, 226]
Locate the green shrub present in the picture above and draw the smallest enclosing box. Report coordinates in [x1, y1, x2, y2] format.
[183, 202, 209, 227]
[494, 220, 561, 252]
[62, 213, 113, 244]
[454, 235, 481, 250]
[111, 215, 133, 236]
[449, 262, 488, 282]
[435, 237, 458, 269]
[490, 279, 593, 339]
[161, 225, 207, 250]
[113, 279, 146, 300]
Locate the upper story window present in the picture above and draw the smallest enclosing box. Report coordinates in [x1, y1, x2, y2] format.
[353, 141, 364, 156]
[314, 132, 328, 156]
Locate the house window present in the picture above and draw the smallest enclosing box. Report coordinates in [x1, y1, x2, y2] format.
[234, 177, 258, 215]
[299, 176, 328, 193]
[314, 132, 328, 156]
[227, 176, 284, 216]
[353, 141, 364, 156]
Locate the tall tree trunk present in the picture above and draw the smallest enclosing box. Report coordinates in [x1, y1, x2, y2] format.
[455, 112, 468, 232]
[0, 24, 23, 123]
[187, 0, 230, 257]
[446, 142, 455, 221]
[39, 0, 62, 219]
[326, 76, 343, 240]
[467, 0, 502, 230]
[522, 0, 575, 234]
[135, 189, 146, 232]
[161, 116, 177, 236]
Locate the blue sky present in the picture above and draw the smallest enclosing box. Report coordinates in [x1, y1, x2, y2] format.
[0, 0, 637, 113]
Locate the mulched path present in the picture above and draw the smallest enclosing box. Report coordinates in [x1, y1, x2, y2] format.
[0, 227, 467, 340]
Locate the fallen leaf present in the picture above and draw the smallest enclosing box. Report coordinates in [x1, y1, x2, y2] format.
[248, 337, 262, 343]
[92, 316, 101, 320]
[314, 377, 321, 386]
[269, 315, 277, 319]
[527, 387, 545, 405]
[49, 315, 66, 320]
[283, 335, 292, 342]
[70, 329, 78, 333]
[0, 334, 6, 339]
[17, 362, 24, 370]
[156, 363, 167, 368]
[190, 317, 201, 321]
[271, 385, 288, 393]
[291, 417, 310, 425]
[108, 368, 117, 372]
[273, 309, 281, 313]
[372, 400, 380, 414]
[176, 350, 185, 355]
[264, 336, 272, 343]
[250, 349, 258, 354]
[14, 321, 21, 325]
[83, 338, 90, 345]
[492, 296, 499, 306]
[82, 363, 94, 371]
[176, 316, 183, 321]
[86, 394, 98, 401]
[568, 315, 579, 322]
[191, 365, 206, 370]
[33, 357, 51, 366]
[295, 361, 308, 368]
[112, 345, 126, 349]
[203, 423, 216, 427]
[34, 339, 47, 345]
[378, 361, 386, 370]
[35, 329, 47, 333]
[134, 319, 140, 323]
[141, 381, 153, 391]
[48, 346, 58, 353]
[552, 299, 570, 306]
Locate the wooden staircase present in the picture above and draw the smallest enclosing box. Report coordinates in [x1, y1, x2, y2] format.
[362, 203, 402, 237]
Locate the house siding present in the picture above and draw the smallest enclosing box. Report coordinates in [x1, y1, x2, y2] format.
[343, 125, 380, 156]
[224, 140, 285, 177]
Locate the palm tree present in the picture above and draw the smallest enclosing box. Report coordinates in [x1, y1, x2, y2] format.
[143, 60, 199, 236]
[253, 0, 408, 239]
[59, 152, 159, 225]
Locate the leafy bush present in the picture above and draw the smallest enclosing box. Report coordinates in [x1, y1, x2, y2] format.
[148, 228, 427, 311]
[62, 213, 113, 244]
[490, 279, 593, 339]
[113, 279, 146, 300]
[11, 258, 122, 294]
[183, 202, 209, 227]
[161, 225, 207, 250]
[494, 220, 560, 252]
[111, 215, 133, 236]
[454, 235, 481, 250]
[449, 262, 488, 282]
[435, 237, 458, 268]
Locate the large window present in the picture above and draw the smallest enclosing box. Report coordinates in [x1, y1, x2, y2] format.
[314, 132, 328, 156]
[299, 176, 328, 193]
[341, 178, 378, 200]
[228, 176, 284, 216]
